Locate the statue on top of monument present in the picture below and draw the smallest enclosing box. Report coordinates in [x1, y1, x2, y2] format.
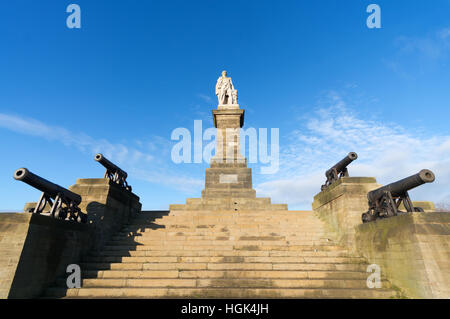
[215, 70, 238, 105]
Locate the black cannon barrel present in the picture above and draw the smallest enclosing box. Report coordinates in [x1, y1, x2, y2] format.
[94, 153, 127, 178]
[368, 169, 435, 203]
[326, 152, 358, 175]
[13, 168, 81, 204]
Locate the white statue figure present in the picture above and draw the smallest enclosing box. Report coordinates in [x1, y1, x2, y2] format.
[232, 89, 238, 104]
[215, 70, 238, 105]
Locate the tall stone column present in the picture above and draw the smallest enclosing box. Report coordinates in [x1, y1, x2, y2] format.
[202, 107, 256, 199]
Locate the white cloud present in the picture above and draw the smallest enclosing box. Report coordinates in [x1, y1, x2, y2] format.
[0, 113, 151, 165]
[0, 113, 201, 193]
[256, 93, 450, 210]
[386, 27, 450, 77]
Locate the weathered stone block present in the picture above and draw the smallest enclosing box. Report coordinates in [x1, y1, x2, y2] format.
[0, 178, 143, 299]
[355, 212, 450, 298]
[313, 177, 381, 245]
[0, 213, 91, 299]
[71, 179, 142, 251]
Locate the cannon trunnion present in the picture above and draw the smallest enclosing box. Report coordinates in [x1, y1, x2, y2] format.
[13, 168, 86, 223]
[362, 169, 435, 223]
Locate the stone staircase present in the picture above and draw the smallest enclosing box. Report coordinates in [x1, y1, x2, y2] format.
[44, 210, 399, 298]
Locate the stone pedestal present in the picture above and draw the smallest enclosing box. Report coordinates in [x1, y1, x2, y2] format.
[171, 101, 287, 211]
[313, 177, 438, 245]
[312, 177, 381, 245]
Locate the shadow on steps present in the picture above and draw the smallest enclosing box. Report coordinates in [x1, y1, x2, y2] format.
[122, 210, 170, 237]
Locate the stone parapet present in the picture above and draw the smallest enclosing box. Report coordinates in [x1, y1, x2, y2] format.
[355, 212, 450, 298]
[0, 213, 91, 299]
[313, 177, 381, 245]
[399, 201, 436, 212]
[0, 178, 143, 298]
[69, 178, 142, 250]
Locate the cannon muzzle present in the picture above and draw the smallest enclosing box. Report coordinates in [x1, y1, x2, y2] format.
[368, 169, 435, 203]
[14, 168, 81, 205]
[322, 152, 358, 190]
[95, 153, 128, 179]
[94, 153, 131, 191]
[14, 167, 86, 222]
[326, 152, 358, 176]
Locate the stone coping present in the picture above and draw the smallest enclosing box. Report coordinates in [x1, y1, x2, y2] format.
[212, 109, 245, 128]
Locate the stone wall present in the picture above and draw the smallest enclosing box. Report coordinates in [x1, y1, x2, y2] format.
[312, 177, 449, 298]
[69, 178, 142, 251]
[0, 214, 33, 298]
[355, 213, 450, 298]
[313, 177, 437, 246]
[313, 177, 380, 246]
[0, 213, 91, 299]
[0, 178, 142, 298]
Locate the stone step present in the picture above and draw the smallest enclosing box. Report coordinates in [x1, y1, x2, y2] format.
[102, 244, 338, 251]
[174, 205, 290, 211]
[165, 211, 314, 217]
[108, 236, 333, 243]
[45, 287, 397, 299]
[141, 223, 323, 229]
[56, 278, 390, 289]
[43, 207, 400, 299]
[82, 256, 366, 264]
[120, 227, 327, 234]
[156, 215, 319, 221]
[118, 234, 329, 241]
[113, 235, 288, 241]
[115, 233, 329, 240]
[79, 262, 368, 271]
[122, 228, 327, 235]
[105, 240, 334, 247]
[80, 269, 371, 280]
[121, 225, 326, 230]
[101, 244, 346, 251]
[138, 218, 324, 223]
[89, 249, 352, 258]
[123, 224, 326, 230]
[126, 220, 324, 225]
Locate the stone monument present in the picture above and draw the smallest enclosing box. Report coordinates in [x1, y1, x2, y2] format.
[170, 71, 287, 211]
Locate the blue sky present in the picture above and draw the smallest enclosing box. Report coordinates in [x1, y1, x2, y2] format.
[1, 0, 450, 211]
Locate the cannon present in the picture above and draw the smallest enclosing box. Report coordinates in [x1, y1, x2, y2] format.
[362, 169, 435, 223]
[13, 168, 87, 223]
[321, 152, 358, 191]
[94, 153, 131, 191]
